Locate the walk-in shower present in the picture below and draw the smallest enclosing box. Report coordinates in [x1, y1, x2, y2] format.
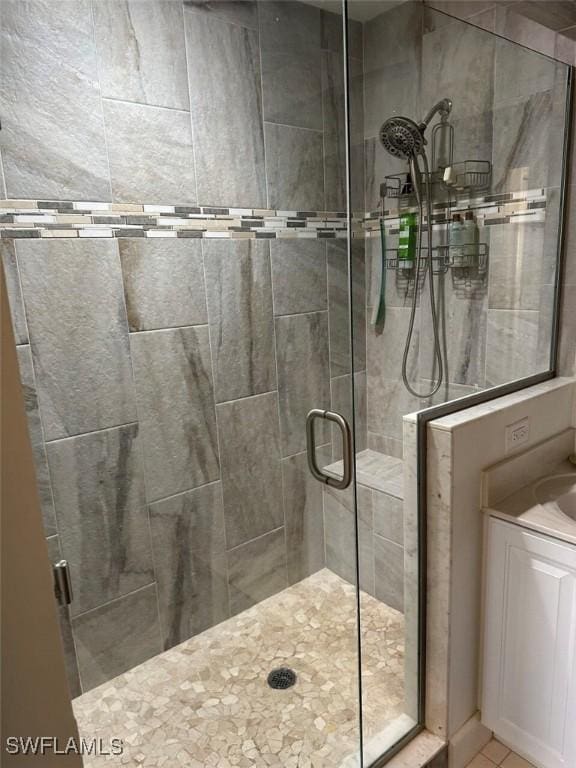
[0, 0, 571, 766]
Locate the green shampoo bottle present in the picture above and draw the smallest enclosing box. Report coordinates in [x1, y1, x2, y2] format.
[398, 212, 417, 266]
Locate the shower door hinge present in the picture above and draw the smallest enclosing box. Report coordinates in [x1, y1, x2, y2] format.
[53, 559, 73, 607]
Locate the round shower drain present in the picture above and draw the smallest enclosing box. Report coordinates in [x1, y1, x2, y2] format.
[267, 667, 297, 690]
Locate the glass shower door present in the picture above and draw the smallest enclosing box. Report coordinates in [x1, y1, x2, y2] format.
[352, 0, 571, 763]
[0, 0, 371, 766]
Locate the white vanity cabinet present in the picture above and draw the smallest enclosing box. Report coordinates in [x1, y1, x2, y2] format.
[481, 517, 576, 768]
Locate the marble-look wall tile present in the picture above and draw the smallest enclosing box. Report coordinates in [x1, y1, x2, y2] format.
[492, 91, 563, 192]
[367, 431, 404, 460]
[93, 0, 190, 110]
[16, 240, 136, 441]
[130, 326, 220, 501]
[322, 50, 346, 211]
[275, 312, 331, 457]
[493, 32, 558, 106]
[367, 376, 421, 446]
[216, 392, 283, 549]
[330, 372, 367, 460]
[327, 240, 366, 377]
[320, 10, 363, 61]
[488, 222, 548, 310]
[282, 447, 330, 585]
[103, 100, 197, 205]
[350, 140, 366, 215]
[149, 481, 229, 650]
[17, 346, 57, 537]
[425, 1, 496, 23]
[485, 309, 541, 386]
[373, 492, 404, 546]
[324, 485, 374, 595]
[265, 123, 325, 211]
[342, 14, 363, 60]
[422, 10, 495, 163]
[349, 57, 365, 212]
[184, 10, 266, 207]
[258, 1, 320, 51]
[46, 536, 82, 698]
[183, 0, 258, 30]
[504, 1, 576, 32]
[367, 306, 419, 385]
[419, 273, 487, 388]
[1, 240, 28, 345]
[363, 1, 422, 141]
[203, 240, 276, 403]
[119, 239, 207, 332]
[261, 47, 322, 131]
[322, 54, 363, 211]
[46, 423, 154, 617]
[554, 31, 576, 66]
[0, 0, 111, 200]
[73, 584, 162, 692]
[227, 527, 288, 615]
[374, 534, 404, 612]
[270, 240, 327, 316]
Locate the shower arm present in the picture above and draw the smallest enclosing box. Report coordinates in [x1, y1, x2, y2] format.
[418, 98, 453, 133]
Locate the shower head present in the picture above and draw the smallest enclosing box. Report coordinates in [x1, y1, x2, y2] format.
[379, 115, 425, 160]
[379, 99, 453, 160]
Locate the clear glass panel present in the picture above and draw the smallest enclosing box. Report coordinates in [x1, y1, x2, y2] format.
[350, 0, 571, 762]
[2, 0, 571, 764]
[1, 0, 365, 766]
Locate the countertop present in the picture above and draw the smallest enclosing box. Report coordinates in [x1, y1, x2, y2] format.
[483, 458, 576, 547]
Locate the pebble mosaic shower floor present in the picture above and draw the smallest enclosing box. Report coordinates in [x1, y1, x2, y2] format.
[74, 569, 405, 767]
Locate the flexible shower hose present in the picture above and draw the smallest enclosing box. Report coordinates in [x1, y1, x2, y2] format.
[401, 150, 444, 399]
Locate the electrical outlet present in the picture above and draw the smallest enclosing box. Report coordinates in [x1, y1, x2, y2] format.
[505, 417, 530, 453]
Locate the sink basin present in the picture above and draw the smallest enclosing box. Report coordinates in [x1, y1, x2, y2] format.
[534, 473, 576, 521]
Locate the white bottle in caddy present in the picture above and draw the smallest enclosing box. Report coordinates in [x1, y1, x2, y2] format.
[449, 210, 478, 267]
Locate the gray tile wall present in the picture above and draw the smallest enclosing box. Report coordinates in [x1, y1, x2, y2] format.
[0, 0, 363, 211]
[422, 2, 576, 379]
[2, 228, 371, 694]
[323, 481, 404, 613]
[0, 0, 373, 698]
[363, 1, 569, 454]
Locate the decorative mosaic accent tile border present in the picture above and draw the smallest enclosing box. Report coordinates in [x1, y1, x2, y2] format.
[365, 188, 548, 237]
[0, 199, 356, 240]
[0, 188, 548, 240]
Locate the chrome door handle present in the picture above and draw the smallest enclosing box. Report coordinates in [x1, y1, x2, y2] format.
[306, 409, 352, 490]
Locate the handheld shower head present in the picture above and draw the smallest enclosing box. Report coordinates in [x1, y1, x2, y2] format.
[379, 99, 453, 160]
[379, 115, 425, 160]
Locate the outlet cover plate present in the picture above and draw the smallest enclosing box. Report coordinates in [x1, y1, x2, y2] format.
[505, 417, 530, 454]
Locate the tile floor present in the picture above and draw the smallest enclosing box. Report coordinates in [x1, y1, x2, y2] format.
[466, 739, 536, 768]
[74, 569, 405, 767]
